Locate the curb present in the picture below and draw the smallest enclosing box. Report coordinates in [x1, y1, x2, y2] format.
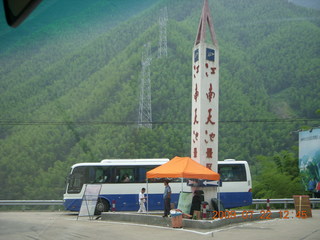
[101, 211, 281, 229]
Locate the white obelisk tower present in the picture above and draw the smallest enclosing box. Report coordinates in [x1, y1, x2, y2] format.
[191, 0, 219, 203]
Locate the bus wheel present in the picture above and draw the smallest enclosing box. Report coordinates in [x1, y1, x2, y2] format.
[95, 198, 110, 215]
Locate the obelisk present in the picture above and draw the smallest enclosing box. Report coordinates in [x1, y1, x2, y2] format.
[191, 0, 219, 204]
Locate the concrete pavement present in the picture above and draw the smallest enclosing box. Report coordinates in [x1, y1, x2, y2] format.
[0, 210, 319, 240]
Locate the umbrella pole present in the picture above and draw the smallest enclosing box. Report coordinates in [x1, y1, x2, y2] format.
[217, 181, 220, 212]
[181, 178, 183, 192]
[146, 179, 149, 215]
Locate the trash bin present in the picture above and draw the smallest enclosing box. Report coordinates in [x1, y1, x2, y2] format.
[170, 210, 183, 228]
[293, 195, 312, 218]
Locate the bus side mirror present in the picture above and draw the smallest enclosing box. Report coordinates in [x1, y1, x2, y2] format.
[219, 180, 222, 187]
[3, 0, 42, 27]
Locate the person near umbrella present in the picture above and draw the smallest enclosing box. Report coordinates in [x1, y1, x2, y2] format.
[163, 180, 171, 217]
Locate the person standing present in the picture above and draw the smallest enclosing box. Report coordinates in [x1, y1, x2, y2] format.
[138, 188, 147, 213]
[163, 180, 171, 217]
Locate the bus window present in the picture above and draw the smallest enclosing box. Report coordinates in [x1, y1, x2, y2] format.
[115, 167, 135, 183]
[137, 166, 160, 183]
[137, 166, 147, 183]
[94, 167, 111, 183]
[218, 164, 247, 182]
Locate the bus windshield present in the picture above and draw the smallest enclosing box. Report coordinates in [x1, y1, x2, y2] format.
[218, 164, 247, 182]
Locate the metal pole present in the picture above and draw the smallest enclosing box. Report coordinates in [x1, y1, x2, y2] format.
[217, 183, 220, 212]
[181, 178, 183, 192]
[146, 179, 149, 215]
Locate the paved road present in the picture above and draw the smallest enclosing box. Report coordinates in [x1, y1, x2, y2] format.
[0, 210, 319, 240]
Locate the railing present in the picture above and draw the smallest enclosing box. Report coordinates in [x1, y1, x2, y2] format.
[0, 198, 319, 208]
[0, 200, 63, 206]
[252, 198, 320, 209]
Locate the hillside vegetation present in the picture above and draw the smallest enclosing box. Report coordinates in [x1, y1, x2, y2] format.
[0, 0, 319, 200]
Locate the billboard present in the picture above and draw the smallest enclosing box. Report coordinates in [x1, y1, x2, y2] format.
[299, 128, 320, 196]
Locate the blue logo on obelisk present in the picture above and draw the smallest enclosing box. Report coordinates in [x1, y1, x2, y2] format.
[206, 48, 215, 61]
[194, 49, 199, 62]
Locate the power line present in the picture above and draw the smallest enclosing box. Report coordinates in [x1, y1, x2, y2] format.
[0, 118, 318, 126]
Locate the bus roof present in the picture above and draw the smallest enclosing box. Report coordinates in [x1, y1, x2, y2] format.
[71, 158, 170, 168]
[218, 159, 248, 165]
[71, 158, 248, 168]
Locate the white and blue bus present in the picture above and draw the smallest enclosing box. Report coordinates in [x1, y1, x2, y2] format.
[63, 158, 252, 213]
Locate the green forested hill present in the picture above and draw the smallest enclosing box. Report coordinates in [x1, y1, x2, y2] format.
[0, 0, 319, 200]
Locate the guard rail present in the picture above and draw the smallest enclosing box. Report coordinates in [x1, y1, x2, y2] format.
[0, 200, 63, 206]
[252, 198, 320, 209]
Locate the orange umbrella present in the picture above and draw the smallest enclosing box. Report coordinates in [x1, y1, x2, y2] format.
[146, 156, 220, 180]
